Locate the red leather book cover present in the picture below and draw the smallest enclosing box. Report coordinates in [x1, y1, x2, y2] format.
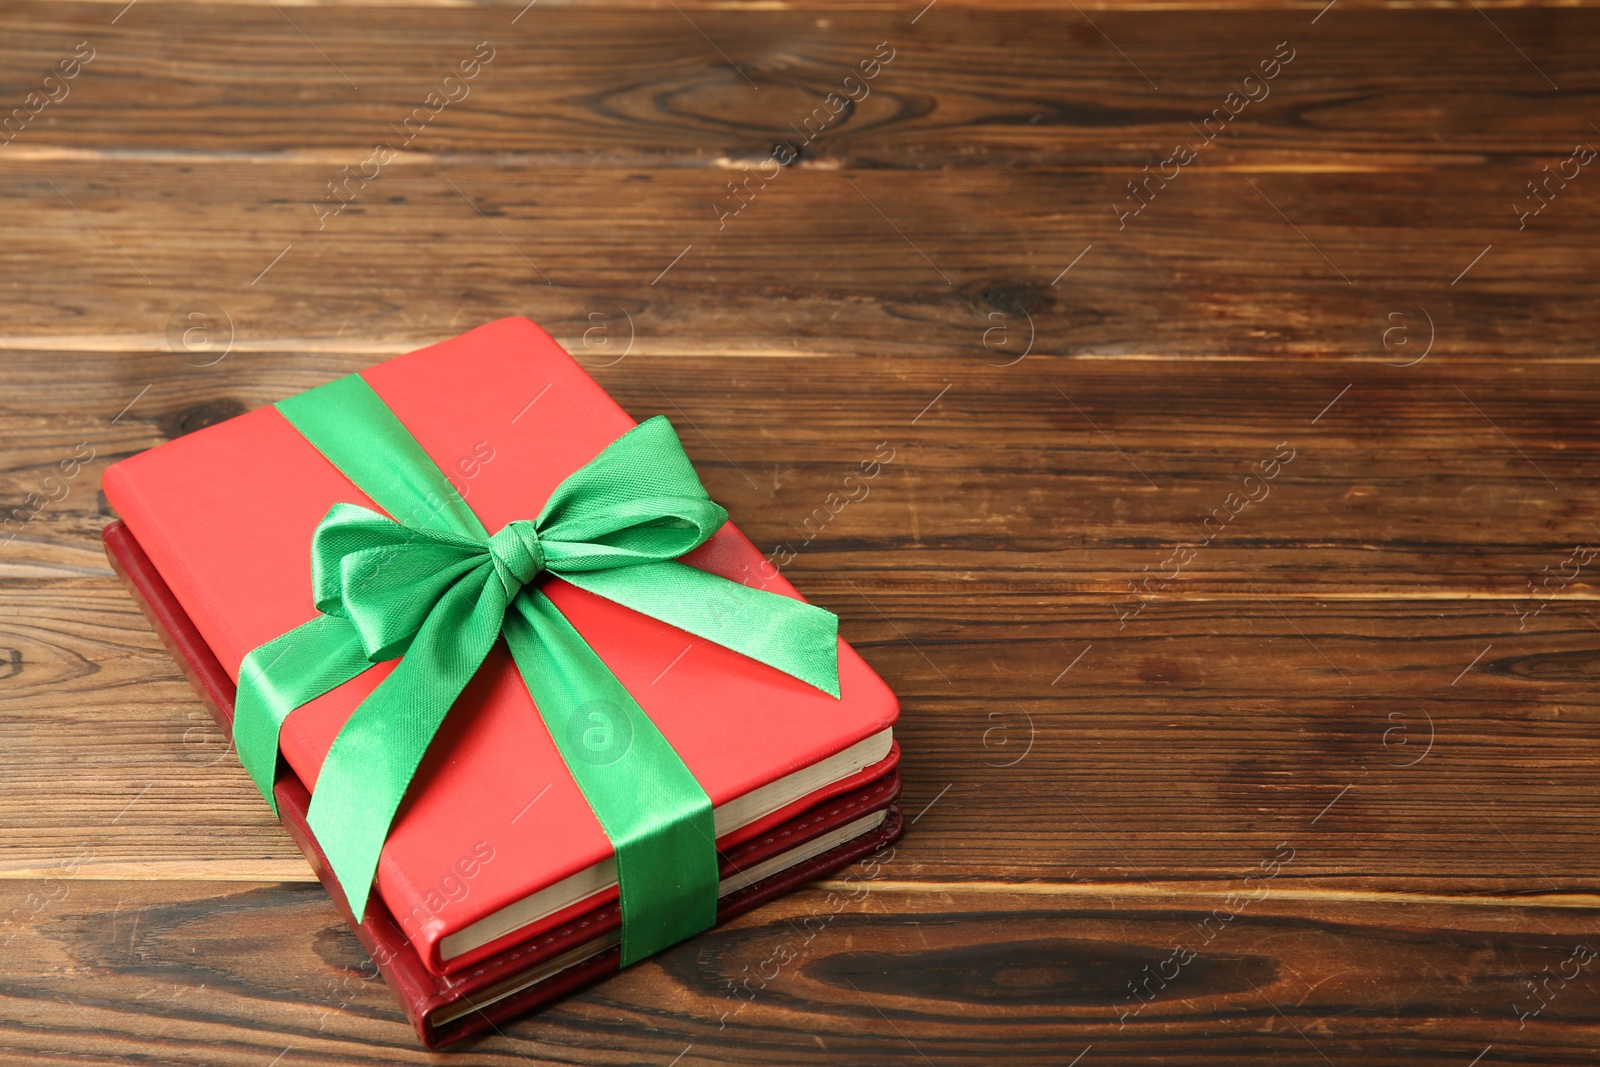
[105, 518, 904, 1049]
[100, 318, 901, 977]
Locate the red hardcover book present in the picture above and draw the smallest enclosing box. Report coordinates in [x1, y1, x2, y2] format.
[101, 318, 904, 1045]
[107, 519, 902, 1047]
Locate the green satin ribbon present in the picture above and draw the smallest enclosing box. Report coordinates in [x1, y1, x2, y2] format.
[231, 372, 840, 964]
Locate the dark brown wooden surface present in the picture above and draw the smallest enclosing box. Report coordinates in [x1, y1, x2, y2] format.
[3, 0, 1599, 1063]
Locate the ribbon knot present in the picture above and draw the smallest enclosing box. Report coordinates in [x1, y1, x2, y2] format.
[489, 520, 544, 594]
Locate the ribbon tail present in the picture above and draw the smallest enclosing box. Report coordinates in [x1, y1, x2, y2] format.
[305, 573, 507, 921]
[234, 613, 372, 816]
[561, 561, 842, 698]
[504, 588, 717, 966]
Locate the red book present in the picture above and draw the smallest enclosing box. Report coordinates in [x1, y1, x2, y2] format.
[107, 517, 901, 1047]
[102, 318, 903, 1043]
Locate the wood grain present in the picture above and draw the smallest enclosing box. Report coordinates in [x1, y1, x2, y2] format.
[0, 163, 1594, 360]
[4, 353, 1597, 594]
[5, 878, 1600, 1065]
[9, 574, 1600, 892]
[0, 6, 1591, 169]
[2, 0, 1599, 1061]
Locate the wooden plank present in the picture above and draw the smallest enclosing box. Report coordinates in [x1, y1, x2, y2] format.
[0, 163, 1591, 359]
[3, 353, 1596, 596]
[2, 877, 1598, 1064]
[8, 580, 1600, 894]
[0, 6, 1590, 168]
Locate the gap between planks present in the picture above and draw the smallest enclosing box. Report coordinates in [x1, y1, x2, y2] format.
[6, 569, 1599, 601]
[0, 146, 1493, 174]
[8, 570, 1600, 602]
[38, 0, 1600, 10]
[813, 879, 1600, 910]
[5, 336, 1600, 367]
[6, 865, 1600, 914]
[4, 336, 1600, 366]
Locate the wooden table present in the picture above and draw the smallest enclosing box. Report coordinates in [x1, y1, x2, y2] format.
[2, 0, 1597, 1062]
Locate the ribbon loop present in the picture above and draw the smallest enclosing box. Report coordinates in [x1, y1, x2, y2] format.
[537, 418, 729, 571]
[310, 503, 487, 661]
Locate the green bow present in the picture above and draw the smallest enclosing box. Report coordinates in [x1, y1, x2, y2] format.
[231, 372, 840, 963]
